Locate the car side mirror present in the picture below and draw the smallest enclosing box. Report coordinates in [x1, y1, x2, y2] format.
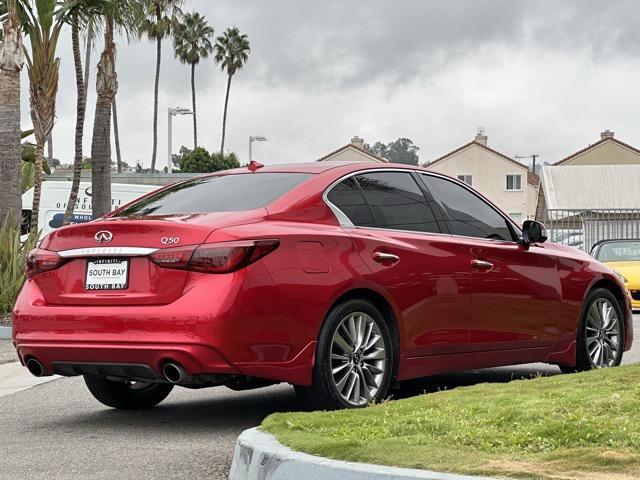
[522, 220, 548, 248]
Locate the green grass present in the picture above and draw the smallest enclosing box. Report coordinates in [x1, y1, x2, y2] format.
[262, 365, 640, 479]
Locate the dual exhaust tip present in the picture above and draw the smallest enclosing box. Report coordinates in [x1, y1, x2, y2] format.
[26, 358, 45, 377]
[26, 358, 189, 384]
[162, 362, 189, 384]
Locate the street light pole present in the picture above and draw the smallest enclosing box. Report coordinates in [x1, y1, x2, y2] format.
[167, 107, 194, 173]
[167, 109, 172, 173]
[249, 135, 268, 162]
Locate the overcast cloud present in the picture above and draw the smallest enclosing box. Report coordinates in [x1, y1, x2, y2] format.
[19, 0, 640, 169]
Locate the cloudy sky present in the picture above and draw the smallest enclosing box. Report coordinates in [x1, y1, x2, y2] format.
[18, 0, 640, 169]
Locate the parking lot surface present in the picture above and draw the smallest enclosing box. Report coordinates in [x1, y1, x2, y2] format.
[1, 315, 637, 480]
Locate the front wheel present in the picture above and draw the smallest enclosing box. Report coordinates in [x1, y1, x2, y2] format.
[84, 375, 174, 409]
[571, 288, 625, 372]
[295, 299, 393, 411]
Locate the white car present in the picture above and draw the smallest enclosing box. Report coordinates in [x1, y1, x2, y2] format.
[21, 181, 159, 238]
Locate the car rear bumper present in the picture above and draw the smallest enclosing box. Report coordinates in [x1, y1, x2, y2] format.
[14, 340, 239, 378]
[12, 275, 318, 385]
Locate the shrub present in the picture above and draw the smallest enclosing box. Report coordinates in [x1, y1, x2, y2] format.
[180, 147, 240, 173]
[0, 216, 38, 316]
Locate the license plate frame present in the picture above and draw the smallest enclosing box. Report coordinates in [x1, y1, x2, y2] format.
[85, 258, 130, 291]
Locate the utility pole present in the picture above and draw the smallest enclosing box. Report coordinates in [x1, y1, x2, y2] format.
[515, 153, 539, 174]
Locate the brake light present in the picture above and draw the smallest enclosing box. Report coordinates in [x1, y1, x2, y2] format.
[25, 249, 65, 277]
[149, 240, 279, 274]
[148, 245, 196, 269]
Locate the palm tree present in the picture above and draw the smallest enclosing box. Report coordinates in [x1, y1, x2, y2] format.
[89, 1, 140, 218]
[112, 95, 122, 172]
[214, 27, 250, 155]
[60, 0, 106, 225]
[22, 0, 64, 232]
[0, 0, 24, 228]
[140, 0, 182, 172]
[172, 11, 213, 149]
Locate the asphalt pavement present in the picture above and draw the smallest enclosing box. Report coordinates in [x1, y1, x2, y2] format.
[1, 315, 638, 480]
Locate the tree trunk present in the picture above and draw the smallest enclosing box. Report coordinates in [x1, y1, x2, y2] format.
[27, 27, 59, 235]
[30, 141, 44, 232]
[83, 34, 91, 104]
[63, 14, 86, 225]
[150, 36, 161, 172]
[91, 17, 118, 219]
[47, 133, 53, 164]
[112, 96, 122, 173]
[191, 63, 197, 149]
[220, 74, 232, 155]
[0, 11, 24, 228]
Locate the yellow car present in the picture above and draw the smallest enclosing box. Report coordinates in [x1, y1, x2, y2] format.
[591, 239, 640, 311]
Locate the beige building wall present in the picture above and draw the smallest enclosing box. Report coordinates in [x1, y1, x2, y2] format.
[318, 136, 387, 163]
[321, 147, 384, 163]
[427, 143, 529, 223]
[559, 140, 640, 166]
[526, 183, 539, 219]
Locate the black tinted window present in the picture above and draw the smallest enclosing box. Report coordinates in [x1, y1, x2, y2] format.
[326, 177, 375, 226]
[356, 172, 441, 233]
[420, 174, 514, 241]
[117, 173, 312, 216]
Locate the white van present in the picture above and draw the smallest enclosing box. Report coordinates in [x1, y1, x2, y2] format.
[22, 182, 159, 237]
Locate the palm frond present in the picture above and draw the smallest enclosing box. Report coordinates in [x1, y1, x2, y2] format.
[214, 26, 250, 76]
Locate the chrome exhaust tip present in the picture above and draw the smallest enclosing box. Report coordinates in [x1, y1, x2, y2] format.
[26, 358, 44, 377]
[162, 363, 187, 384]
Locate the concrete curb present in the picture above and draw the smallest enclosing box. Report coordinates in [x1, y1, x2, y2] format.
[0, 327, 11, 339]
[228, 428, 493, 480]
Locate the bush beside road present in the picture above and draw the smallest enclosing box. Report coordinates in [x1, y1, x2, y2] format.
[263, 364, 640, 480]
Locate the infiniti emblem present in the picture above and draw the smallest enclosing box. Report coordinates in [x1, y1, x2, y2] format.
[95, 230, 113, 243]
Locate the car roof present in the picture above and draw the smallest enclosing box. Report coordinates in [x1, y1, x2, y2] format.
[211, 162, 426, 175]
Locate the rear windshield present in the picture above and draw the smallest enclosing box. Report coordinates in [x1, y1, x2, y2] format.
[116, 172, 312, 216]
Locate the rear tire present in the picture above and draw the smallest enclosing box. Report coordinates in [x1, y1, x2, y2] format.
[295, 299, 393, 411]
[571, 288, 625, 372]
[84, 375, 174, 409]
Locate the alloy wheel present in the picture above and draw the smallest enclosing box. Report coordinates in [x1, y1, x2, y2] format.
[330, 311, 387, 406]
[585, 298, 621, 368]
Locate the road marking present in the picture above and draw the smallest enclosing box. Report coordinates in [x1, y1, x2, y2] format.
[0, 362, 59, 398]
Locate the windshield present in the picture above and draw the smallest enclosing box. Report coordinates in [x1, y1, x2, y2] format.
[115, 173, 313, 217]
[595, 241, 640, 262]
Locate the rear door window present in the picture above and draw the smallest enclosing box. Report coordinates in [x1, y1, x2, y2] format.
[116, 173, 312, 216]
[326, 177, 376, 227]
[420, 174, 515, 241]
[354, 172, 442, 233]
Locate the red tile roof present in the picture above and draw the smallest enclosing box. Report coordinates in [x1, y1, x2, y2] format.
[527, 171, 540, 186]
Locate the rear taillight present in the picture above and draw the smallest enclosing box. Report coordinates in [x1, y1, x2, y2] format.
[25, 249, 66, 277]
[149, 240, 279, 274]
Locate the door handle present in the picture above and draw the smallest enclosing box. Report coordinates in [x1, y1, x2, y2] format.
[372, 251, 400, 265]
[471, 259, 493, 270]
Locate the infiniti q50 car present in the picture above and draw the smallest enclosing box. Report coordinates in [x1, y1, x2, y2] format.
[13, 162, 633, 410]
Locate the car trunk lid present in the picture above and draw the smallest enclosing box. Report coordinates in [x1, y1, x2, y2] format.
[35, 211, 265, 306]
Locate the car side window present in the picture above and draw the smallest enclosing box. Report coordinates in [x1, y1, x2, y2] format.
[326, 177, 376, 227]
[420, 174, 515, 241]
[355, 172, 441, 233]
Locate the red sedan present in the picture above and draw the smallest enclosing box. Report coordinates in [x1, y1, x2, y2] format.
[13, 162, 633, 410]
